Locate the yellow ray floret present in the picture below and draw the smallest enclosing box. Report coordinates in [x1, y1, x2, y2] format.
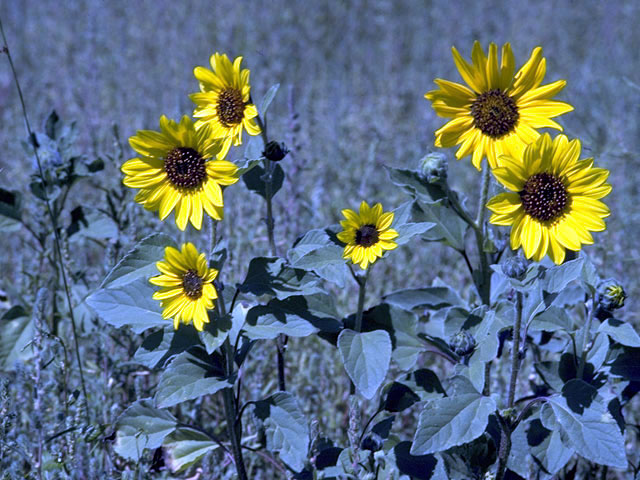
[122, 115, 239, 231]
[425, 41, 573, 170]
[337, 201, 399, 270]
[487, 133, 611, 265]
[190, 53, 261, 158]
[150, 243, 218, 331]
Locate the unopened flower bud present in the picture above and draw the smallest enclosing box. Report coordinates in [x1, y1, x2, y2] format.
[263, 141, 289, 162]
[502, 255, 529, 280]
[419, 152, 448, 183]
[597, 278, 626, 311]
[449, 330, 476, 357]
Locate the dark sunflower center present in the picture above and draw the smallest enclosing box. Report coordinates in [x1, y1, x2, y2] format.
[470, 89, 519, 138]
[182, 269, 203, 299]
[519, 172, 569, 222]
[164, 147, 206, 189]
[355, 224, 379, 247]
[217, 88, 245, 127]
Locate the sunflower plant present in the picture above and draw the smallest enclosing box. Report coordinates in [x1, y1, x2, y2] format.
[69, 42, 639, 480]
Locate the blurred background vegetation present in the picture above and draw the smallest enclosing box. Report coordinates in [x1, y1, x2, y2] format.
[0, 0, 638, 478]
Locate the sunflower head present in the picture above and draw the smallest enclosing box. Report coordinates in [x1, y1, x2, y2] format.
[121, 115, 239, 231]
[487, 133, 611, 265]
[336, 201, 399, 270]
[190, 53, 261, 159]
[425, 41, 574, 170]
[150, 243, 218, 331]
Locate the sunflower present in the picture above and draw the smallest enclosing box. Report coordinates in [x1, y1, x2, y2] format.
[150, 243, 218, 331]
[425, 41, 574, 170]
[337, 201, 399, 269]
[122, 115, 239, 230]
[190, 53, 261, 159]
[487, 133, 611, 264]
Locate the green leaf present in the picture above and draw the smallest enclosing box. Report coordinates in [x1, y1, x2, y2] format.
[242, 163, 284, 199]
[384, 286, 464, 311]
[101, 233, 177, 289]
[0, 188, 22, 231]
[400, 369, 446, 402]
[260, 83, 280, 116]
[198, 310, 234, 354]
[380, 382, 420, 412]
[541, 258, 584, 293]
[86, 277, 167, 334]
[239, 257, 323, 300]
[67, 206, 118, 241]
[338, 329, 392, 399]
[529, 306, 576, 332]
[242, 138, 264, 163]
[45, 110, 61, 139]
[413, 200, 468, 250]
[598, 318, 640, 347]
[395, 221, 436, 245]
[244, 294, 340, 340]
[134, 327, 200, 369]
[155, 349, 231, 408]
[610, 347, 640, 381]
[163, 427, 218, 473]
[385, 166, 447, 203]
[392, 441, 439, 480]
[411, 391, 496, 455]
[287, 228, 350, 287]
[547, 393, 627, 468]
[0, 306, 34, 369]
[114, 399, 177, 461]
[254, 392, 309, 472]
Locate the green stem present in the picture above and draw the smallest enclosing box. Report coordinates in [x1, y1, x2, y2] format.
[354, 269, 369, 334]
[0, 17, 89, 422]
[577, 294, 595, 379]
[474, 166, 492, 305]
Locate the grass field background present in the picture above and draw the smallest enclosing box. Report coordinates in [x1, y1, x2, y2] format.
[1, 0, 638, 477]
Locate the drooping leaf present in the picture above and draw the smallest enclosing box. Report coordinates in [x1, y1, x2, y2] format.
[114, 399, 177, 461]
[529, 306, 576, 332]
[598, 318, 640, 347]
[392, 441, 439, 480]
[400, 369, 446, 402]
[239, 257, 323, 300]
[101, 233, 177, 289]
[338, 329, 392, 399]
[411, 391, 496, 455]
[287, 228, 350, 287]
[163, 427, 218, 473]
[610, 347, 640, 381]
[134, 326, 201, 369]
[385, 166, 447, 203]
[0, 306, 34, 369]
[380, 382, 420, 412]
[242, 163, 284, 200]
[384, 286, 464, 311]
[541, 258, 584, 293]
[86, 277, 167, 333]
[546, 393, 627, 468]
[254, 392, 309, 472]
[413, 200, 468, 250]
[244, 294, 340, 340]
[155, 349, 231, 408]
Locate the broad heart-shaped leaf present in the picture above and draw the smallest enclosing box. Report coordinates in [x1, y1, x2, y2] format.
[101, 233, 176, 289]
[384, 286, 465, 311]
[242, 163, 284, 200]
[287, 228, 350, 287]
[260, 83, 280, 116]
[0, 306, 34, 369]
[529, 306, 576, 332]
[163, 427, 218, 473]
[385, 166, 447, 203]
[540, 257, 584, 293]
[413, 199, 468, 251]
[598, 318, 640, 347]
[411, 391, 496, 455]
[114, 399, 177, 461]
[244, 294, 341, 340]
[547, 392, 627, 468]
[198, 309, 235, 354]
[254, 392, 309, 472]
[86, 277, 167, 333]
[134, 326, 201, 369]
[155, 349, 231, 408]
[239, 257, 323, 300]
[338, 329, 392, 399]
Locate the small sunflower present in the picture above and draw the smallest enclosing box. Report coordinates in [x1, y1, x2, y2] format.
[190, 53, 261, 158]
[337, 201, 399, 269]
[425, 41, 574, 170]
[487, 134, 611, 265]
[122, 115, 239, 230]
[150, 243, 218, 331]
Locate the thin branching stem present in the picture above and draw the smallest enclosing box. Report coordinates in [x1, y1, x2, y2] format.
[0, 17, 89, 421]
